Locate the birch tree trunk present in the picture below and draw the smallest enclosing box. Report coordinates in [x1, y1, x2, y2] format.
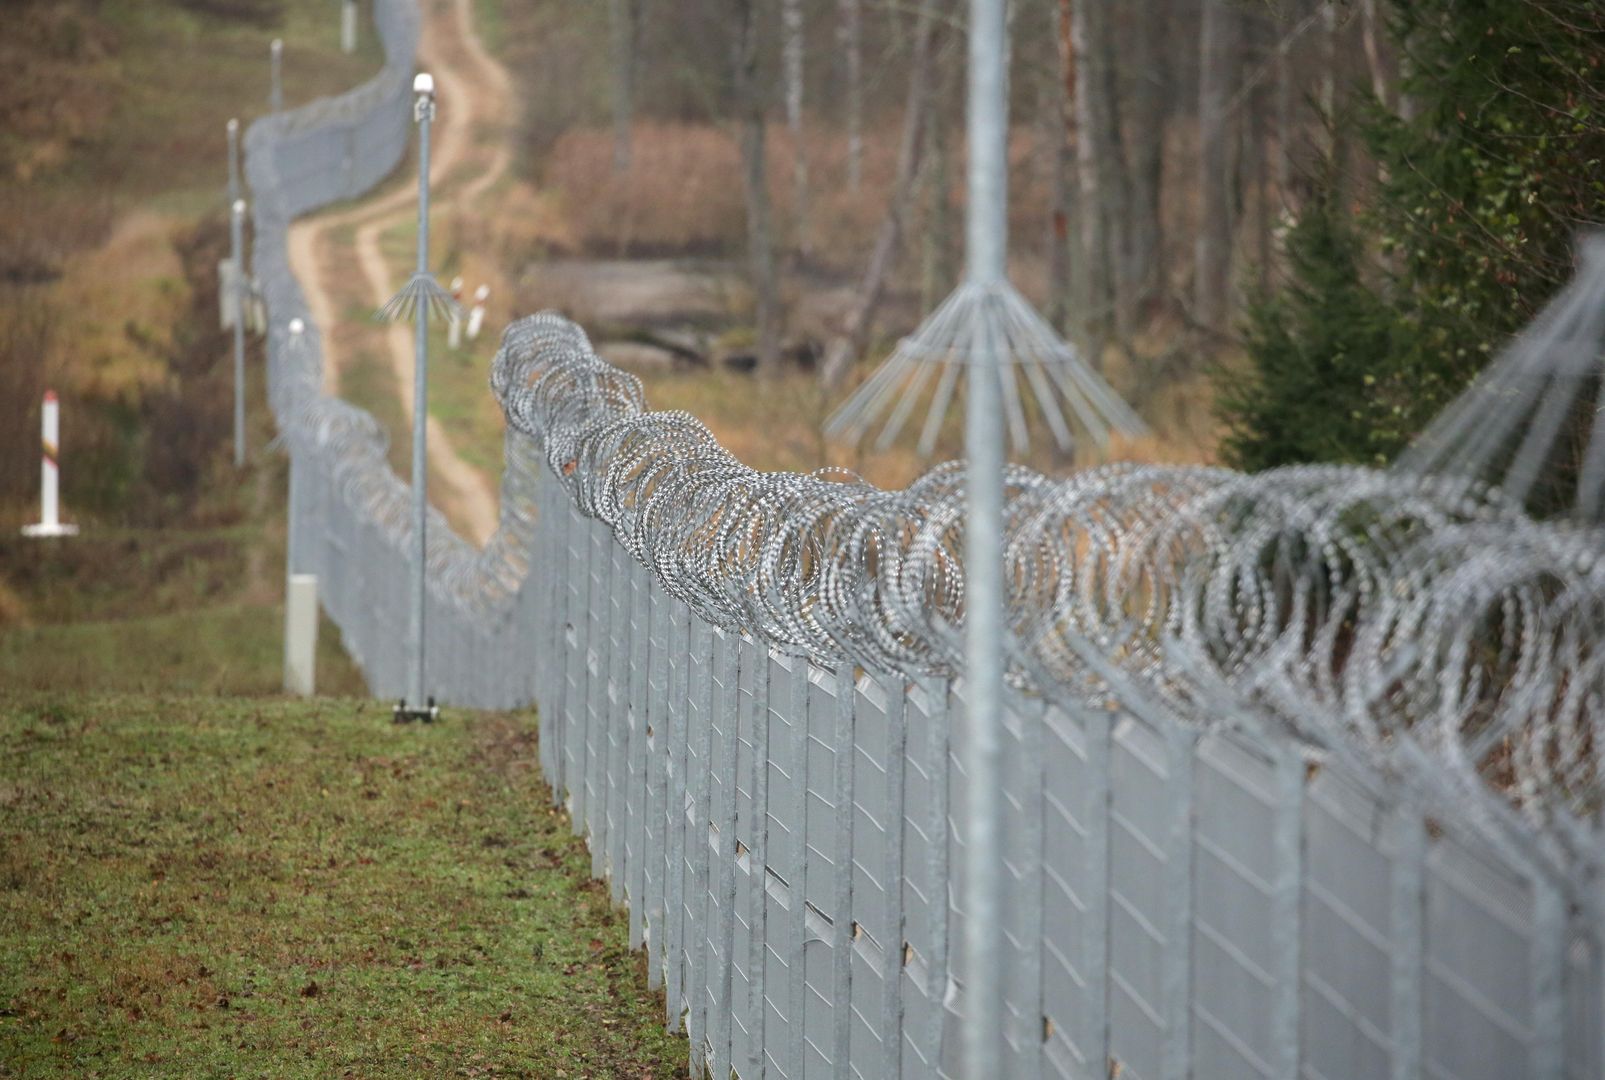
[1319, 0, 1339, 155]
[840, 0, 863, 192]
[732, 0, 781, 375]
[1194, 0, 1243, 332]
[608, 0, 638, 173]
[1359, 0, 1388, 105]
[783, 0, 810, 253]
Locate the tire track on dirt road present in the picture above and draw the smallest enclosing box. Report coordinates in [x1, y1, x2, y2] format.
[288, 0, 513, 546]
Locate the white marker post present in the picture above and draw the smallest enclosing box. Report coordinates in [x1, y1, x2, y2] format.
[341, 0, 358, 54]
[284, 573, 318, 695]
[466, 284, 489, 342]
[447, 276, 464, 349]
[22, 391, 79, 538]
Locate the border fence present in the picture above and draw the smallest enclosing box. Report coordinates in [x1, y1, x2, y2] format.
[244, 2, 1605, 1076]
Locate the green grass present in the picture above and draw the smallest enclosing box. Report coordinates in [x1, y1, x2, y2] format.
[2, 527, 262, 624]
[474, 0, 508, 56]
[0, 436, 369, 698]
[337, 338, 414, 479]
[93, 0, 387, 210]
[357, 219, 508, 482]
[0, 605, 365, 698]
[427, 332, 507, 478]
[0, 691, 687, 1078]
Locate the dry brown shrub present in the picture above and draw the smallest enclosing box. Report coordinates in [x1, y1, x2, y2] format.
[541, 119, 1056, 276]
[544, 124, 747, 256]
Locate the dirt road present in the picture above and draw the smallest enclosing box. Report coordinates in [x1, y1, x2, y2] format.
[287, 0, 511, 546]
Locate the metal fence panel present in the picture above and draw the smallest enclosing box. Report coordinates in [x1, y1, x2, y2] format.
[246, 6, 1604, 1075]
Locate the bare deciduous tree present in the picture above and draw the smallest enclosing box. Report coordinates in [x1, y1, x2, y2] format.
[783, 0, 810, 253]
[1318, 0, 1342, 160]
[1359, 0, 1389, 105]
[1043, 33, 1073, 331]
[820, 0, 942, 386]
[1124, 1, 1167, 320]
[922, 52, 960, 314]
[1276, 0, 1297, 206]
[731, 0, 780, 374]
[1195, 0, 1242, 331]
[1062, 0, 1131, 356]
[609, 0, 638, 172]
[840, 0, 863, 192]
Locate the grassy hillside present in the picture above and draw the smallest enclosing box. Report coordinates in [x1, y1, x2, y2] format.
[0, 0, 384, 521]
[0, 691, 686, 1077]
[0, 0, 393, 694]
[0, 522, 368, 696]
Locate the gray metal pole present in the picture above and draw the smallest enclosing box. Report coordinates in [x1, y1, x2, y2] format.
[231, 198, 248, 469]
[270, 38, 284, 112]
[962, 0, 1008, 1070]
[226, 118, 240, 207]
[966, 0, 1007, 287]
[408, 73, 436, 713]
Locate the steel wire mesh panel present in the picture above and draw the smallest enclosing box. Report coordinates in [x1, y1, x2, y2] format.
[246, 4, 1603, 1074]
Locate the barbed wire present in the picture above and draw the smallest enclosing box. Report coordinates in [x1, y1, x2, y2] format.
[240, 0, 1604, 902]
[490, 311, 1605, 885]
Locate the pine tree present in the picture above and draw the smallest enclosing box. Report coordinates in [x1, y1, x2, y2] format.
[1217, 186, 1397, 472]
[1216, 0, 1605, 471]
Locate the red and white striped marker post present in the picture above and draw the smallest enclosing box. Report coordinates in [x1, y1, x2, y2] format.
[22, 391, 79, 538]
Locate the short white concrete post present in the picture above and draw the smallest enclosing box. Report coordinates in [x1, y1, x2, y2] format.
[23, 391, 78, 538]
[466, 284, 489, 341]
[447, 276, 464, 348]
[284, 573, 318, 696]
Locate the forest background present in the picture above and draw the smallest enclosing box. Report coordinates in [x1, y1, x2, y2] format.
[2, 0, 1603, 526]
